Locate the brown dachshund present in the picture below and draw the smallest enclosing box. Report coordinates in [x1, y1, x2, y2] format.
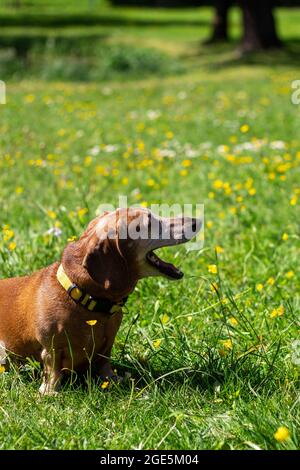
[0, 207, 201, 394]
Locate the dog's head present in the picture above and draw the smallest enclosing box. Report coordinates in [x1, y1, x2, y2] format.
[64, 207, 201, 300]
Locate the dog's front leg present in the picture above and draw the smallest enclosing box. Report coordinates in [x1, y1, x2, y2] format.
[97, 311, 123, 381]
[39, 348, 63, 396]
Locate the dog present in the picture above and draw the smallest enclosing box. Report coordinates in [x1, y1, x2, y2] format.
[0, 207, 201, 394]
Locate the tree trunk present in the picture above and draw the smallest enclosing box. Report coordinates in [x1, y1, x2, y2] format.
[240, 0, 282, 52]
[204, 0, 232, 44]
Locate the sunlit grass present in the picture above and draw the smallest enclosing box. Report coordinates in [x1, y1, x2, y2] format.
[0, 3, 300, 451]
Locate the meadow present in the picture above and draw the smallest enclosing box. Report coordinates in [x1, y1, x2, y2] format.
[0, 1, 300, 450]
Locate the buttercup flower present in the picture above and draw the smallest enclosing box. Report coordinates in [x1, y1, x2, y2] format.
[101, 381, 110, 390]
[240, 124, 249, 133]
[153, 339, 162, 348]
[208, 264, 218, 274]
[228, 317, 238, 327]
[270, 305, 284, 318]
[274, 426, 290, 442]
[86, 320, 97, 326]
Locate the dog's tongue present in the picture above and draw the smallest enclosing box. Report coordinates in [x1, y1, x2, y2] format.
[146, 251, 183, 280]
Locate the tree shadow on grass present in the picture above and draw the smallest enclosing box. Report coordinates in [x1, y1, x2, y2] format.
[200, 39, 300, 70]
[0, 12, 210, 28]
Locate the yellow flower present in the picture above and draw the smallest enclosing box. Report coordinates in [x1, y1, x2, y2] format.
[166, 131, 174, 139]
[248, 188, 256, 196]
[153, 339, 162, 348]
[290, 196, 298, 206]
[240, 124, 249, 133]
[286, 271, 294, 279]
[15, 186, 24, 194]
[179, 169, 188, 177]
[282, 233, 289, 241]
[223, 182, 231, 194]
[96, 165, 109, 176]
[206, 221, 213, 229]
[161, 313, 169, 325]
[270, 305, 284, 318]
[0, 365, 5, 373]
[274, 426, 290, 442]
[84, 156, 92, 167]
[146, 178, 155, 187]
[215, 246, 224, 254]
[77, 208, 88, 219]
[256, 283, 264, 292]
[47, 210, 57, 220]
[101, 380, 110, 390]
[182, 159, 192, 167]
[268, 172, 276, 180]
[9, 241, 17, 251]
[208, 264, 218, 274]
[220, 339, 233, 350]
[24, 94, 35, 103]
[213, 179, 223, 189]
[210, 282, 219, 293]
[122, 177, 129, 185]
[228, 317, 238, 327]
[245, 177, 254, 189]
[86, 320, 97, 326]
[67, 235, 77, 243]
[267, 277, 275, 286]
[3, 229, 14, 241]
[136, 123, 145, 133]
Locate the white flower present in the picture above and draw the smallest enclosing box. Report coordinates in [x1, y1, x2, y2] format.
[177, 91, 187, 100]
[46, 227, 62, 237]
[270, 140, 286, 150]
[131, 188, 141, 197]
[104, 145, 118, 153]
[90, 145, 100, 156]
[147, 109, 161, 120]
[158, 149, 176, 158]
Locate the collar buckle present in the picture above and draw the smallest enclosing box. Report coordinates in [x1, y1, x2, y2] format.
[67, 284, 84, 304]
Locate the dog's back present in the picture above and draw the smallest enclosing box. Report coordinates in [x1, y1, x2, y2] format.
[0, 269, 47, 359]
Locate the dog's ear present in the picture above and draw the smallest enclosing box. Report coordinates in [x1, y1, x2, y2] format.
[82, 235, 129, 293]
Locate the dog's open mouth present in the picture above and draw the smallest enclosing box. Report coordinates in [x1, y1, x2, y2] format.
[146, 250, 183, 280]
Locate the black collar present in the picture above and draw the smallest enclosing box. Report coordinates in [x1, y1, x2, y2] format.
[57, 264, 128, 315]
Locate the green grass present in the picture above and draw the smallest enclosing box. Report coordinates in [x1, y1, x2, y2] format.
[0, 2, 300, 451]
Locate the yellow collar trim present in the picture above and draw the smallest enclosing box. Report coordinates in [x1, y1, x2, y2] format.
[57, 264, 98, 311]
[57, 264, 126, 314]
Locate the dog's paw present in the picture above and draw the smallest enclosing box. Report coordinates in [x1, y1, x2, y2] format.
[39, 383, 59, 396]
